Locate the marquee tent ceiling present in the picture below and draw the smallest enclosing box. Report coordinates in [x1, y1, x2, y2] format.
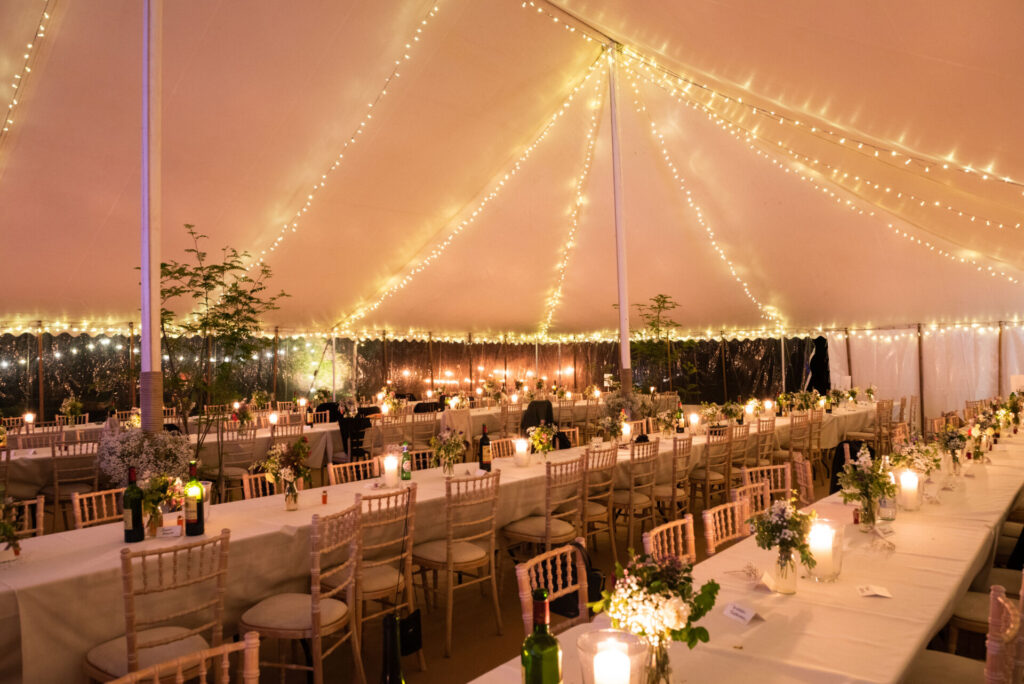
[0, 0, 1021, 339]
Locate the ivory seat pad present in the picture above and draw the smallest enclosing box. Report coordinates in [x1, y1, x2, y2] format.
[86, 626, 208, 678]
[241, 593, 349, 632]
[413, 540, 487, 565]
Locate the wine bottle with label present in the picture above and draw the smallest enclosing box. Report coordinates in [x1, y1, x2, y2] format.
[521, 588, 562, 684]
[123, 466, 144, 543]
[400, 441, 412, 481]
[380, 612, 404, 684]
[184, 461, 205, 537]
[479, 424, 491, 472]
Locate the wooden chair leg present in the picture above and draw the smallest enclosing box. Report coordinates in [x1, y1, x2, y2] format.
[488, 562, 504, 637]
[444, 568, 454, 658]
[947, 625, 959, 654]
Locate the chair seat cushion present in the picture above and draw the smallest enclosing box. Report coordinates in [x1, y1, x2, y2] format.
[583, 501, 608, 519]
[996, 535, 1016, 563]
[199, 465, 249, 479]
[846, 431, 875, 440]
[902, 649, 984, 684]
[85, 626, 209, 678]
[241, 592, 349, 632]
[413, 540, 487, 565]
[359, 564, 405, 595]
[40, 482, 93, 500]
[952, 590, 990, 627]
[4, 483, 41, 501]
[653, 484, 686, 499]
[611, 490, 651, 506]
[688, 469, 724, 482]
[1001, 521, 1023, 539]
[503, 516, 575, 541]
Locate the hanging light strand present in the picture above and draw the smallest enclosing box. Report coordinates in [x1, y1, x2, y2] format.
[337, 49, 609, 333]
[538, 71, 605, 335]
[624, 69, 786, 329]
[624, 61, 1022, 287]
[1, 0, 53, 141]
[247, 3, 444, 271]
[623, 57, 1021, 233]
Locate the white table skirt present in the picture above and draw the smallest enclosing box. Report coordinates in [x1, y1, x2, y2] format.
[472, 443, 1024, 684]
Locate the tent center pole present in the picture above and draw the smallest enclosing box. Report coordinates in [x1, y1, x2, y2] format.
[271, 327, 279, 399]
[331, 331, 336, 401]
[608, 46, 632, 391]
[916, 324, 926, 430]
[998, 321, 1005, 397]
[844, 327, 852, 384]
[139, 0, 163, 434]
[37, 323, 44, 420]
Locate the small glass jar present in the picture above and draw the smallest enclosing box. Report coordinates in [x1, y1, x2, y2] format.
[878, 496, 898, 522]
[576, 629, 648, 684]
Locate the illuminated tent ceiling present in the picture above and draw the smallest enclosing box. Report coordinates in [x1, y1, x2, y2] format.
[1, 0, 1022, 342]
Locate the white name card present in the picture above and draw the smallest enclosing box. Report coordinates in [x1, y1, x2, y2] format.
[857, 585, 892, 598]
[876, 524, 895, 537]
[157, 526, 182, 538]
[759, 571, 777, 593]
[723, 602, 763, 625]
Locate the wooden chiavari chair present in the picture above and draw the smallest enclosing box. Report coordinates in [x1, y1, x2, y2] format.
[556, 398, 576, 428]
[311, 410, 330, 425]
[5, 495, 44, 539]
[792, 454, 815, 506]
[728, 424, 752, 488]
[730, 480, 770, 517]
[57, 413, 90, 427]
[2, 445, 43, 500]
[559, 426, 580, 448]
[654, 435, 692, 524]
[206, 422, 257, 502]
[413, 472, 503, 657]
[71, 487, 124, 529]
[501, 402, 524, 438]
[755, 415, 778, 466]
[643, 514, 696, 564]
[409, 412, 438, 448]
[11, 431, 61, 450]
[501, 457, 584, 564]
[612, 439, 659, 555]
[689, 425, 731, 510]
[45, 440, 99, 530]
[515, 541, 589, 637]
[107, 631, 260, 684]
[270, 422, 304, 444]
[487, 438, 516, 460]
[274, 401, 294, 413]
[702, 496, 751, 555]
[582, 443, 617, 560]
[925, 417, 946, 440]
[328, 457, 381, 485]
[83, 530, 231, 681]
[741, 464, 792, 501]
[1, 416, 24, 433]
[407, 448, 436, 471]
[239, 503, 363, 684]
[240, 472, 305, 499]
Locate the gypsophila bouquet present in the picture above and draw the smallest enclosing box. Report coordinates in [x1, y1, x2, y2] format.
[382, 392, 405, 414]
[891, 441, 941, 475]
[126, 410, 142, 429]
[699, 402, 720, 425]
[592, 552, 719, 683]
[553, 386, 569, 400]
[598, 413, 623, 439]
[428, 428, 466, 476]
[98, 430, 192, 487]
[793, 390, 818, 411]
[527, 422, 557, 456]
[749, 496, 816, 570]
[776, 392, 792, 411]
[233, 401, 254, 426]
[720, 402, 743, 422]
[655, 410, 680, 433]
[60, 394, 83, 421]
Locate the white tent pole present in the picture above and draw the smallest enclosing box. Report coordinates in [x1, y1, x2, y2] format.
[608, 46, 632, 391]
[140, 0, 163, 434]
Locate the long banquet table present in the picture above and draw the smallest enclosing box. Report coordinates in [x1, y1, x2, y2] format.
[472, 443, 1024, 684]
[0, 405, 876, 682]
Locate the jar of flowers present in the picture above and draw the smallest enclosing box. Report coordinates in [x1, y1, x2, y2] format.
[139, 474, 185, 536]
[0, 425, 6, 449]
[257, 437, 312, 510]
[838, 446, 897, 531]
[749, 497, 816, 594]
[527, 422, 557, 459]
[0, 499, 24, 560]
[60, 394, 84, 425]
[428, 428, 467, 476]
[591, 552, 719, 684]
[937, 423, 967, 475]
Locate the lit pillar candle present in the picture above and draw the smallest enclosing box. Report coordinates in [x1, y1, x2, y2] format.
[268, 412, 279, 426]
[476, 388, 483, 396]
[381, 403, 390, 415]
[566, 391, 572, 400]
[376, 391, 385, 402]
[593, 639, 630, 684]
[514, 438, 530, 466]
[298, 397, 307, 409]
[899, 470, 921, 511]
[763, 399, 773, 413]
[448, 397, 458, 410]
[511, 394, 519, 404]
[688, 413, 699, 430]
[808, 521, 835, 579]
[745, 403, 755, 417]
[426, 389, 433, 399]
[232, 401, 241, 411]
[817, 397, 826, 409]
[382, 454, 400, 487]
[594, 389, 601, 399]
[621, 422, 631, 441]
[23, 412, 34, 427]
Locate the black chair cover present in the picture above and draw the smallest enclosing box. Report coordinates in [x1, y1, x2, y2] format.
[315, 401, 343, 423]
[520, 400, 555, 433]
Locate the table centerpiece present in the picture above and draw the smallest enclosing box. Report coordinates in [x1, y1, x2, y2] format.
[429, 428, 467, 476]
[749, 496, 816, 594]
[838, 446, 897, 531]
[256, 436, 311, 510]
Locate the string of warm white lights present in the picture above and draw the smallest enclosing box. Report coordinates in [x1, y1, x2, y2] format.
[518, 3, 1024, 195]
[1, 0, 53, 139]
[624, 60, 1023, 287]
[624, 59, 1021, 234]
[624, 69, 786, 329]
[246, 3, 444, 272]
[537, 72, 605, 335]
[337, 49, 609, 333]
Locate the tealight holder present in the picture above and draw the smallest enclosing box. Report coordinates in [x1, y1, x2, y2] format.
[807, 518, 843, 582]
[576, 630, 648, 684]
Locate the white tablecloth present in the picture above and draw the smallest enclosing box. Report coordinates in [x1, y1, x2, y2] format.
[472, 443, 1024, 684]
[0, 404, 877, 682]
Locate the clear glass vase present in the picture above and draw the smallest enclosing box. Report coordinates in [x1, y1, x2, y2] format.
[284, 486, 299, 511]
[773, 556, 798, 594]
[646, 640, 671, 684]
[859, 498, 877, 532]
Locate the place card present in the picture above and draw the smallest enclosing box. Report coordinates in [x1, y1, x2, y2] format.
[857, 585, 892, 598]
[157, 526, 182, 538]
[876, 524, 895, 537]
[759, 571, 778, 593]
[723, 602, 763, 625]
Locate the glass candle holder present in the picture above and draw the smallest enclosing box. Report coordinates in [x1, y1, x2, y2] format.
[576, 630, 648, 684]
[898, 470, 922, 511]
[878, 496, 898, 522]
[807, 518, 843, 582]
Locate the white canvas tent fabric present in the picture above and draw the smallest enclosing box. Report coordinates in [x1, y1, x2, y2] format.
[0, 0, 1022, 412]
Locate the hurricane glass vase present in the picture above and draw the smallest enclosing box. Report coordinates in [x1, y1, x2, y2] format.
[646, 639, 671, 684]
[773, 555, 798, 594]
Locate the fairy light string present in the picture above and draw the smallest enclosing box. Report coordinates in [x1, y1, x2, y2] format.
[538, 70, 605, 336]
[624, 60, 1022, 287]
[1, 0, 53, 142]
[337, 49, 608, 333]
[247, 3, 444, 271]
[623, 66, 785, 330]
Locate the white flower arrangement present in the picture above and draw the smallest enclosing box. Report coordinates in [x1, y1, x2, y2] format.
[428, 428, 466, 475]
[891, 441, 941, 475]
[98, 430, 193, 487]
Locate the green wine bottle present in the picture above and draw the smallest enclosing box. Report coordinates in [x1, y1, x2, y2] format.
[123, 466, 144, 543]
[521, 588, 562, 684]
[184, 461, 205, 537]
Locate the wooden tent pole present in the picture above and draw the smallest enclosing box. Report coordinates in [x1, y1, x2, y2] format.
[428, 333, 434, 395]
[128, 321, 136, 408]
[573, 340, 578, 391]
[139, 0, 164, 433]
[844, 327, 853, 384]
[352, 339, 359, 398]
[720, 333, 728, 401]
[609, 46, 633, 390]
[502, 335, 508, 391]
[331, 331, 336, 401]
[780, 333, 787, 394]
[37, 324, 44, 420]
[468, 333, 474, 392]
[917, 324, 926, 426]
